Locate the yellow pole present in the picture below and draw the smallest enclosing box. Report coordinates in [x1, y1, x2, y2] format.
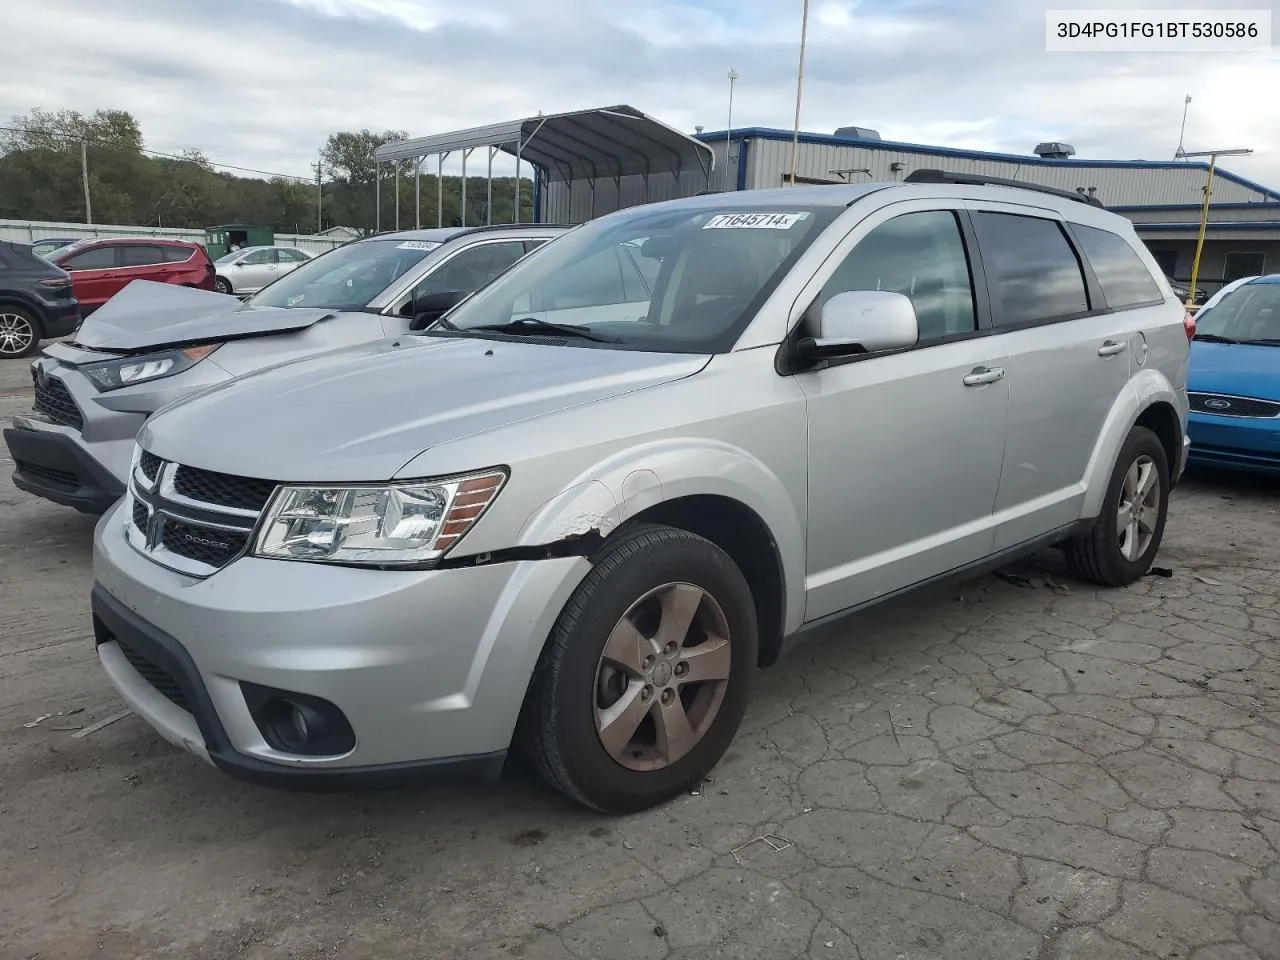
[1187, 155, 1216, 308]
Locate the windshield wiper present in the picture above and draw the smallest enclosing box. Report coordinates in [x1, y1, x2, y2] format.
[466, 317, 623, 343]
[1241, 338, 1280, 346]
[1192, 333, 1242, 344]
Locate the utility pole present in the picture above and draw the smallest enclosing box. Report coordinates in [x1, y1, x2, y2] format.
[788, 0, 810, 186]
[81, 138, 92, 224]
[1178, 147, 1252, 306]
[314, 153, 323, 234]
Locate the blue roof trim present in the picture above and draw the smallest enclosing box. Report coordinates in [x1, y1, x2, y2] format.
[694, 127, 1280, 201]
[1133, 222, 1280, 232]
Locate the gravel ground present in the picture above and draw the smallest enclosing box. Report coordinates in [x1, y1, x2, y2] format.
[1, 356, 1278, 960]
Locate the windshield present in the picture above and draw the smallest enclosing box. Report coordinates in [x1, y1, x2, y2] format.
[247, 238, 442, 310]
[1195, 282, 1280, 344]
[435, 205, 837, 353]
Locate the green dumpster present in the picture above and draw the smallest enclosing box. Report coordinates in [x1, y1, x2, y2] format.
[204, 224, 276, 260]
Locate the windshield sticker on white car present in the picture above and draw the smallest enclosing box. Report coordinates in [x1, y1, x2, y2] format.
[396, 241, 442, 251]
[702, 212, 809, 230]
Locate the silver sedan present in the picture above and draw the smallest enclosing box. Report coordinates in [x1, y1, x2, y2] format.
[213, 246, 312, 295]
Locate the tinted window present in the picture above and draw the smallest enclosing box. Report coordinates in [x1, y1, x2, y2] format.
[819, 210, 976, 340]
[1224, 251, 1266, 283]
[241, 248, 276, 265]
[63, 247, 116, 270]
[163, 246, 194, 263]
[414, 241, 526, 297]
[973, 212, 1089, 325]
[1073, 224, 1162, 307]
[524, 239, 549, 253]
[120, 245, 167, 267]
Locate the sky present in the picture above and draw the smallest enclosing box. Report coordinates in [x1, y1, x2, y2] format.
[1, 0, 1278, 188]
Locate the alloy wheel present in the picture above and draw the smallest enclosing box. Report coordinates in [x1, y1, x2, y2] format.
[593, 582, 732, 771]
[0, 312, 35, 357]
[1117, 454, 1160, 562]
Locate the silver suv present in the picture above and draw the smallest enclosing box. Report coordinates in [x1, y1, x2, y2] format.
[5, 224, 566, 514]
[91, 175, 1190, 812]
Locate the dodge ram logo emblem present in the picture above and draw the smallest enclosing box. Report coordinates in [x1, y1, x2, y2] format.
[1204, 398, 1232, 410]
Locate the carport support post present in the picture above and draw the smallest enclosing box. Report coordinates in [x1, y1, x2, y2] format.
[414, 158, 422, 229]
[437, 152, 449, 228]
[394, 160, 401, 231]
[375, 163, 381, 233]
[514, 139, 522, 223]
[486, 147, 494, 225]
[461, 147, 475, 227]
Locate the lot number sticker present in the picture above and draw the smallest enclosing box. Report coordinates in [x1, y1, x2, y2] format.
[396, 240, 442, 251]
[703, 212, 808, 230]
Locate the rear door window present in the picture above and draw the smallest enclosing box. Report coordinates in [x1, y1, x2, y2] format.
[163, 246, 195, 263]
[120, 245, 168, 267]
[1072, 224, 1162, 307]
[972, 212, 1090, 325]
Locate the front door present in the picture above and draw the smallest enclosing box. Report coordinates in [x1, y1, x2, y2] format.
[60, 245, 120, 310]
[237, 248, 279, 291]
[795, 204, 1009, 621]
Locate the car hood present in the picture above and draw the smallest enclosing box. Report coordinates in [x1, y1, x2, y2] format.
[140, 334, 710, 482]
[1189, 341, 1280, 401]
[71, 280, 340, 352]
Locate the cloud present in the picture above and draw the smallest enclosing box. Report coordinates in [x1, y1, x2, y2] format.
[0, 0, 1276, 192]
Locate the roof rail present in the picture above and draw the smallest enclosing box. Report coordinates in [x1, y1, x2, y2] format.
[903, 168, 1105, 208]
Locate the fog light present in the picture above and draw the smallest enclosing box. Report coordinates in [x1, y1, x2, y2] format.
[240, 682, 356, 756]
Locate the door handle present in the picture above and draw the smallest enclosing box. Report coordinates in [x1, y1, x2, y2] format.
[1098, 340, 1127, 357]
[962, 366, 1006, 386]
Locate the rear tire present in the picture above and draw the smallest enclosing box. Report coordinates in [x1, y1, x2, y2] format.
[519, 524, 757, 813]
[1066, 426, 1170, 587]
[0, 306, 41, 359]
[214, 276, 233, 295]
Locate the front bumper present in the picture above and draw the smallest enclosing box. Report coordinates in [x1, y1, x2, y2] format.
[1187, 411, 1280, 475]
[92, 503, 592, 788]
[4, 421, 126, 514]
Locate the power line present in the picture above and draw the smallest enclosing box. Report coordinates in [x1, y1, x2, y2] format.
[0, 125, 313, 182]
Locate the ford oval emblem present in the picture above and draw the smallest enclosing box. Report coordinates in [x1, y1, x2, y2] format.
[1204, 398, 1232, 410]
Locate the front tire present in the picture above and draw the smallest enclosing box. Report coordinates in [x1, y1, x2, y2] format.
[1066, 426, 1170, 586]
[0, 307, 41, 359]
[519, 524, 757, 813]
[214, 276, 233, 295]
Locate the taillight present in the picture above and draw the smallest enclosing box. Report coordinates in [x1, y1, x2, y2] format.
[1183, 309, 1196, 341]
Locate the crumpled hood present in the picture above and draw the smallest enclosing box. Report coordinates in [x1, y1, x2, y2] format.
[140, 335, 709, 481]
[72, 279, 339, 352]
[1189, 341, 1280, 401]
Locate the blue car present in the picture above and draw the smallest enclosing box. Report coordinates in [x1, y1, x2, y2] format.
[1187, 274, 1280, 474]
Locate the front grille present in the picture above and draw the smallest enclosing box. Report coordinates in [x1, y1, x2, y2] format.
[131, 498, 149, 531]
[139, 450, 161, 482]
[16, 459, 78, 489]
[31, 371, 83, 430]
[161, 519, 249, 567]
[1189, 393, 1280, 418]
[115, 638, 191, 713]
[173, 465, 277, 512]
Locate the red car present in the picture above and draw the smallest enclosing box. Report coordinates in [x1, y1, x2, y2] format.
[52, 238, 216, 314]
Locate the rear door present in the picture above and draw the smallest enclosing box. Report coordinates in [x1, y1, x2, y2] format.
[117, 244, 173, 291]
[276, 248, 309, 279]
[59, 244, 120, 310]
[967, 203, 1141, 550]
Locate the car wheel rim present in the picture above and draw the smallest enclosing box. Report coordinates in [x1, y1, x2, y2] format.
[1117, 454, 1160, 562]
[593, 581, 732, 772]
[0, 313, 34, 355]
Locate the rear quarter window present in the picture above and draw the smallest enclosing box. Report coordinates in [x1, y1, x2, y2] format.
[164, 246, 196, 263]
[1072, 223, 1163, 308]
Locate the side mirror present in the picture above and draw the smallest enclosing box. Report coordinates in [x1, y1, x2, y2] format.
[407, 290, 467, 330]
[798, 290, 918, 363]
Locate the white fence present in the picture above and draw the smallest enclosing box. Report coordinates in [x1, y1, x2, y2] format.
[0, 219, 345, 255]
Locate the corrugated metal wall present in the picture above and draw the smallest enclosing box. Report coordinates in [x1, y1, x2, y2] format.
[0, 219, 344, 254]
[742, 136, 1271, 206]
[540, 165, 714, 223]
[1123, 205, 1280, 224]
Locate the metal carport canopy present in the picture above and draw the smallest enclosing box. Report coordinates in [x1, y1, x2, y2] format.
[374, 105, 715, 183]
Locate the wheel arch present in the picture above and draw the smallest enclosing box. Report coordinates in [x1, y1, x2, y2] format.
[1080, 369, 1185, 519]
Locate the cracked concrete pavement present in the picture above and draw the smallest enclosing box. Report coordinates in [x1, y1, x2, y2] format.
[2, 360, 1278, 959]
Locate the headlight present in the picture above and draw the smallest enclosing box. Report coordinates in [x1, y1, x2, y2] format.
[252, 469, 506, 566]
[83, 344, 220, 391]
